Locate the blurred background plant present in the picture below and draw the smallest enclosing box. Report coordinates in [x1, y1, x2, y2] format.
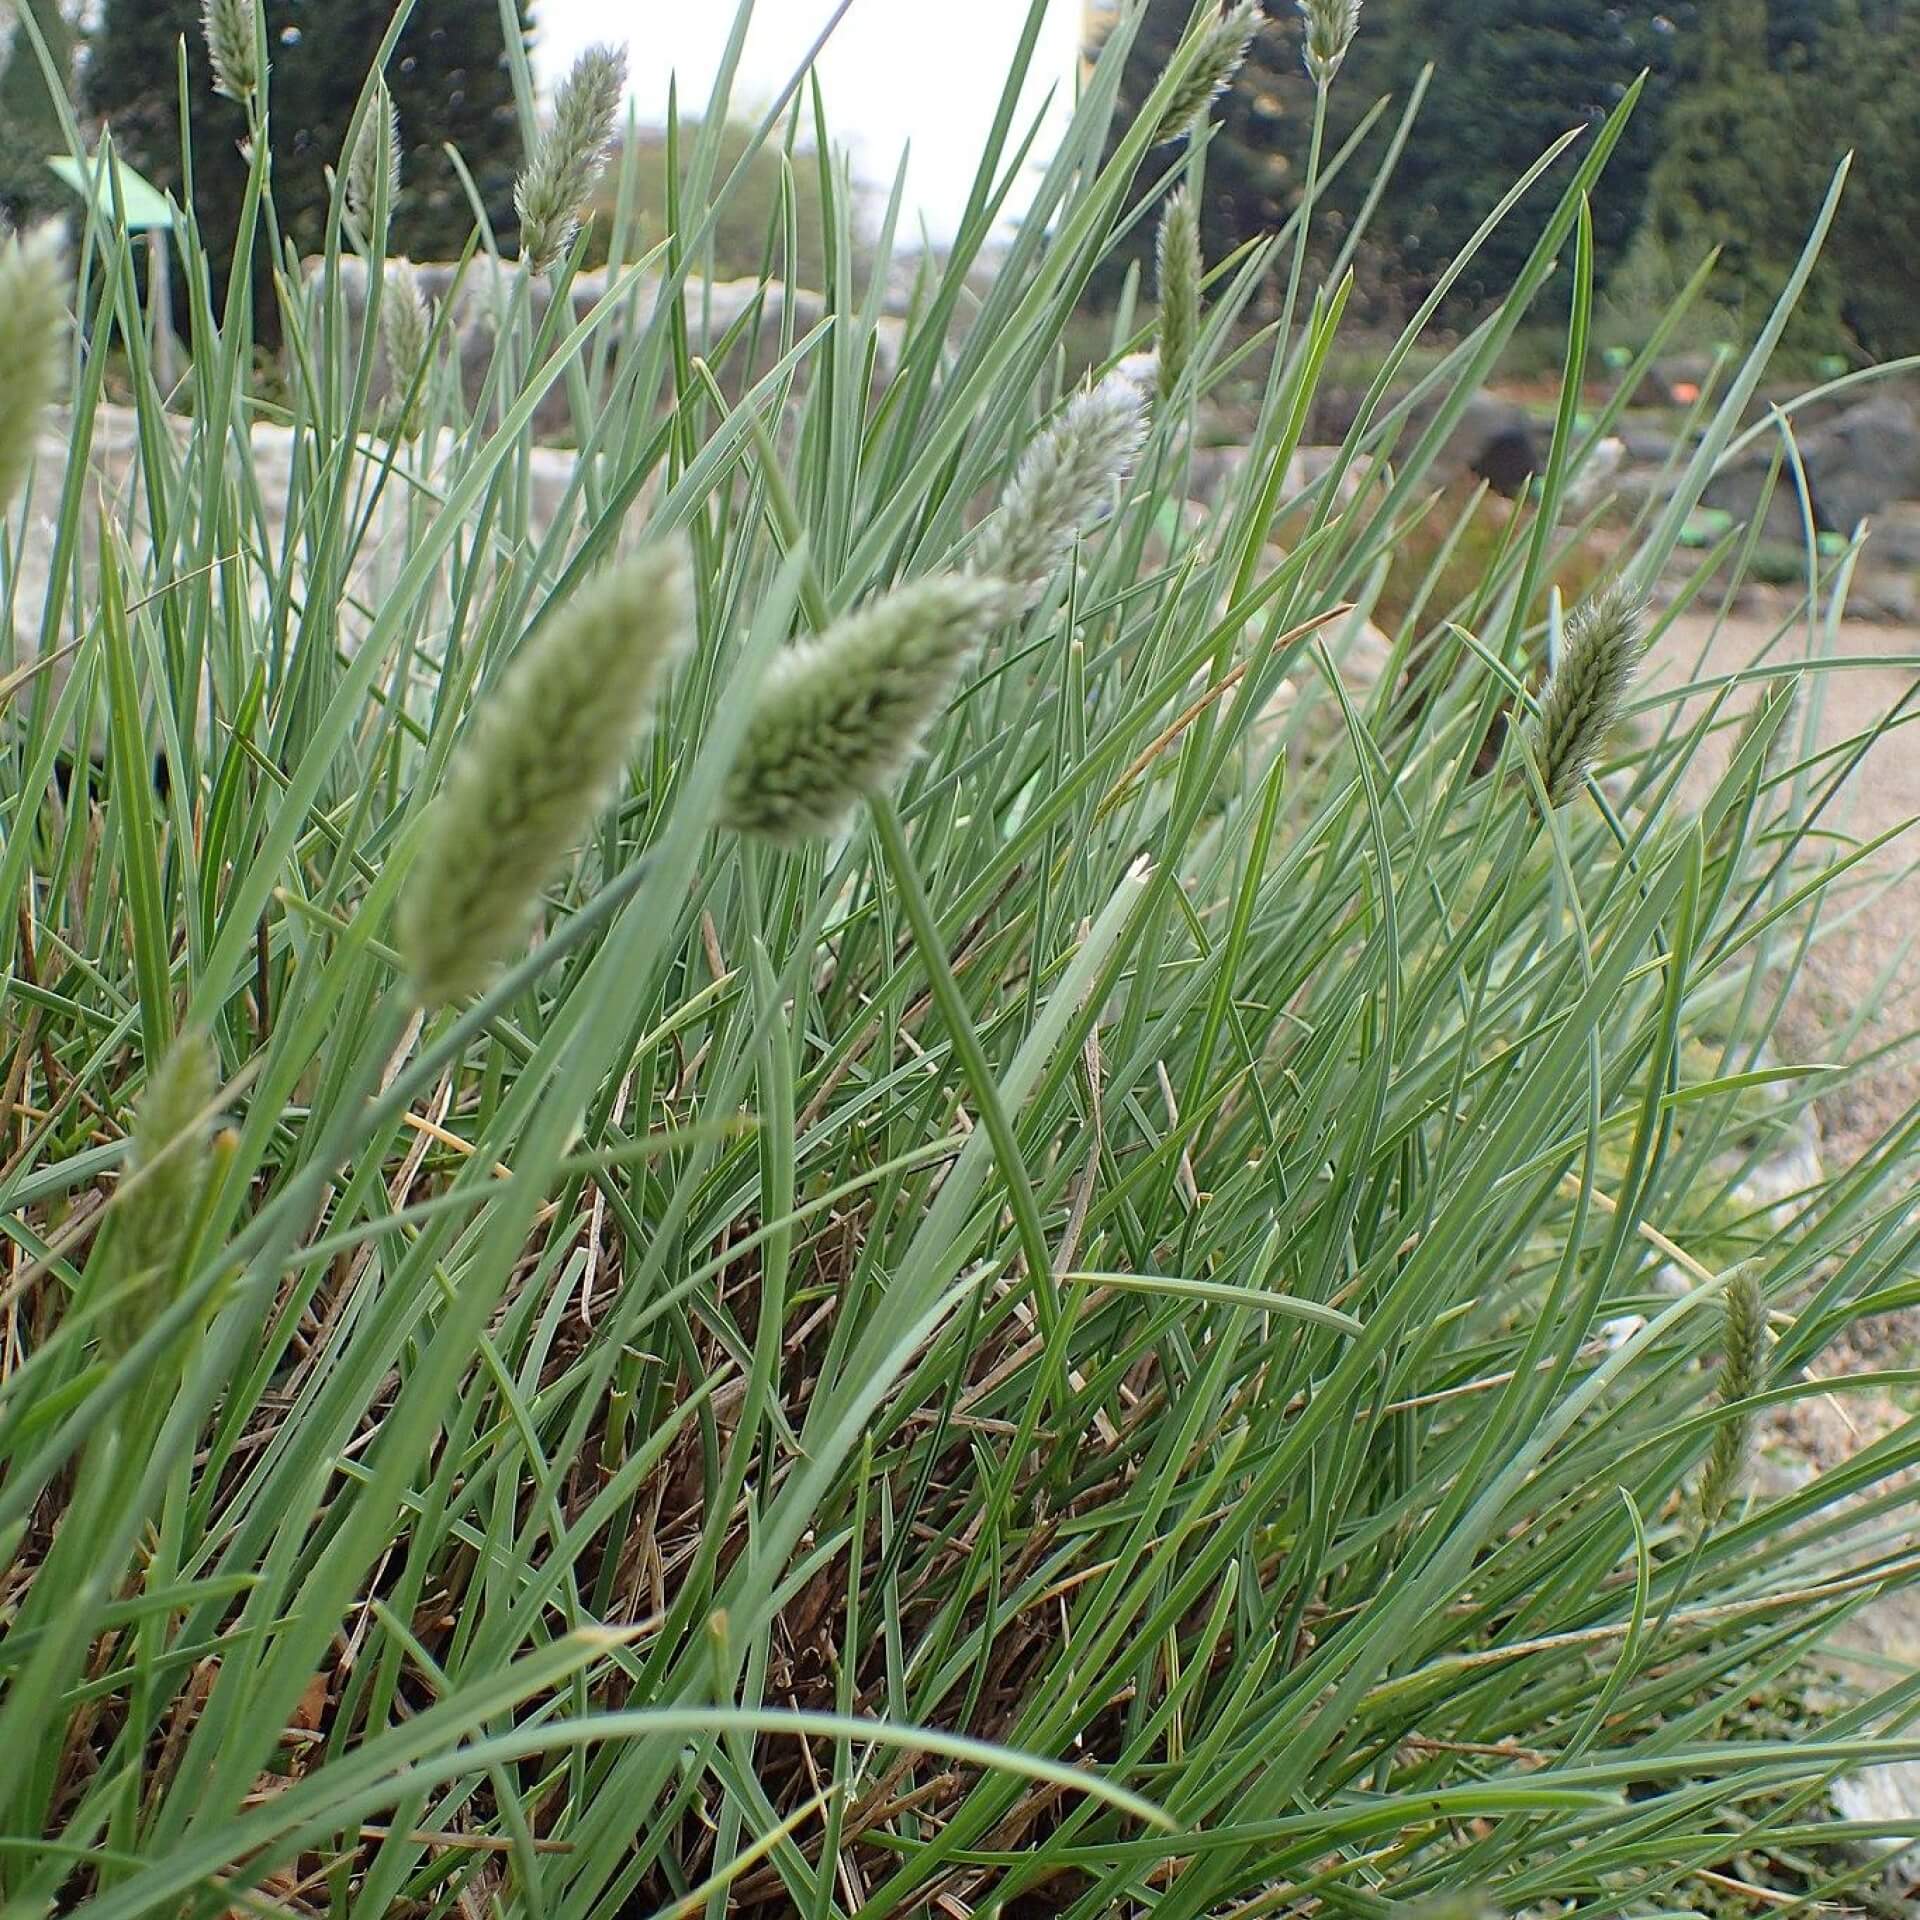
[579, 118, 840, 289]
[1091, 0, 1920, 363]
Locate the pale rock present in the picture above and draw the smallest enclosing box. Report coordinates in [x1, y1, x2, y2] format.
[295, 256, 902, 444]
[1832, 1767, 1920, 1885]
[3, 402, 621, 749]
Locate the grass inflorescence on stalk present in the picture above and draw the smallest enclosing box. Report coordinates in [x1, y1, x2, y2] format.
[0, 4, 1914, 1915]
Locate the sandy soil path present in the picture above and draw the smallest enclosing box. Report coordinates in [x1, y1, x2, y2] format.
[1648, 607, 1920, 1169]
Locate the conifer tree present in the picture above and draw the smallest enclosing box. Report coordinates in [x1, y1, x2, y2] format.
[85, 0, 531, 335]
[1091, 0, 1675, 326]
[0, 0, 75, 225]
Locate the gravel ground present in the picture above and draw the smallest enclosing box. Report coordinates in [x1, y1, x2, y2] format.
[1648, 602, 1920, 1171]
[1644, 603, 1920, 1435]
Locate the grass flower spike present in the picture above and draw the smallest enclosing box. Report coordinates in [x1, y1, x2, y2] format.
[201, 0, 259, 103]
[1156, 186, 1202, 402]
[401, 540, 692, 1005]
[346, 81, 401, 224]
[1697, 1266, 1767, 1533]
[1158, 3, 1263, 138]
[0, 227, 66, 519]
[516, 43, 627, 273]
[109, 1030, 218, 1355]
[1735, 672, 1803, 783]
[971, 369, 1150, 605]
[1299, 0, 1361, 84]
[379, 259, 434, 437]
[722, 575, 1016, 844]
[1530, 579, 1647, 809]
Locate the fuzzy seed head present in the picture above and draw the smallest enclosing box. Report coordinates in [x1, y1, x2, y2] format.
[722, 575, 1018, 845]
[1392, 1899, 1497, 1920]
[346, 82, 402, 224]
[1698, 1266, 1767, 1534]
[1158, 3, 1263, 139]
[110, 1029, 218, 1355]
[0, 226, 67, 519]
[379, 259, 434, 438]
[401, 540, 692, 1005]
[516, 43, 627, 274]
[1298, 0, 1361, 84]
[1735, 673, 1802, 786]
[201, 0, 258, 103]
[1155, 187, 1203, 403]
[971, 368, 1151, 606]
[1531, 580, 1647, 810]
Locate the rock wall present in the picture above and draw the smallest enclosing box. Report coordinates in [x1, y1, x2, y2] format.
[293, 257, 902, 443]
[2, 402, 622, 750]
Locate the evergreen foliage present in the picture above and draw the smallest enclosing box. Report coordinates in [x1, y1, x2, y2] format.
[0, 0, 75, 226]
[1092, 0, 1918, 351]
[84, 0, 529, 334]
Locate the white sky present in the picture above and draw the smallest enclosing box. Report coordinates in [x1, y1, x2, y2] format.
[534, 0, 1085, 240]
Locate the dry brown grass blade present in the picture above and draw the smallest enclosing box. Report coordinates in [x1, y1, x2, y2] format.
[0, 638, 82, 715]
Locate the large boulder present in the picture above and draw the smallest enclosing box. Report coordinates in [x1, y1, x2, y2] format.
[1800, 396, 1920, 533]
[1850, 500, 1920, 620]
[1700, 448, 1813, 545]
[1307, 385, 1367, 445]
[1408, 393, 1543, 498]
[1872, 500, 1920, 571]
[1305, 389, 1542, 498]
[1702, 397, 1920, 544]
[1184, 442, 1253, 508]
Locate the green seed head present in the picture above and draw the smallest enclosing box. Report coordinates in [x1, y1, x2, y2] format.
[379, 259, 434, 439]
[1530, 580, 1647, 810]
[401, 539, 693, 1006]
[722, 575, 1019, 845]
[201, 0, 258, 103]
[516, 43, 627, 274]
[1298, 0, 1361, 84]
[1734, 672, 1803, 785]
[1158, 2, 1263, 139]
[1390, 1899, 1498, 1920]
[0, 226, 68, 520]
[1698, 1265, 1767, 1534]
[1155, 186, 1203, 403]
[971, 368, 1150, 607]
[109, 1029, 219, 1357]
[346, 81, 402, 224]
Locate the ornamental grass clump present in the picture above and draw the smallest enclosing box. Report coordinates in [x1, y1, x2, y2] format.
[0, 227, 66, 519]
[971, 368, 1149, 605]
[1529, 578, 1647, 809]
[516, 43, 627, 273]
[722, 575, 1016, 844]
[9, 10, 1920, 1916]
[400, 542, 691, 1004]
